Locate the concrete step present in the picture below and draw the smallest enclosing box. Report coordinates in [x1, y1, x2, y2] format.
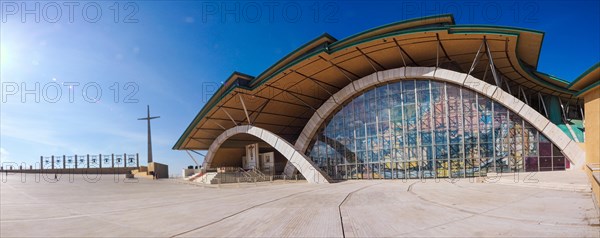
[484, 172, 592, 193]
[185, 172, 204, 181]
[193, 172, 218, 184]
[488, 180, 591, 192]
[139, 175, 154, 179]
[134, 174, 154, 179]
[130, 170, 155, 179]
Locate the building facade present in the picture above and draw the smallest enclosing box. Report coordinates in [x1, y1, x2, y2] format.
[307, 79, 569, 180]
[174, 15, 599, 187]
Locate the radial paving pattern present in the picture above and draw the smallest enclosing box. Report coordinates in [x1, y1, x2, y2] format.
[1, 173, 598, 237]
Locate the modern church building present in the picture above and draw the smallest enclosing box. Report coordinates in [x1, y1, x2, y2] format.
[174, 15, 599, 194]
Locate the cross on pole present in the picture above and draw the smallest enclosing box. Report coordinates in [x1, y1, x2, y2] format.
[138, 105, 160, 164]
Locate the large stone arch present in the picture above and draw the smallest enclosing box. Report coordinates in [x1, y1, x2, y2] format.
[286, 67, 585, 176]
[203, 125, 332, 184]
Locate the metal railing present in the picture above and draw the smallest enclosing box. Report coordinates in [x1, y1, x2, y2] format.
[272, 174, 302, 182]
[184, 167, 309, 185]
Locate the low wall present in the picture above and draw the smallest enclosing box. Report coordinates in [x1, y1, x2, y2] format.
[0, 167, 138, 174]
[585, 164, 600, 207]
[182, 168, 200, 178]
[148, 162, 169, 179]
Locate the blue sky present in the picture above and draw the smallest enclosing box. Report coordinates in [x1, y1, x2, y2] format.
[1, 0, 599, 175]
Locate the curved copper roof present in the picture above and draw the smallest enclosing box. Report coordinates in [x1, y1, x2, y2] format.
[570, 62, 600, 96]
[174, 14, 599, 150]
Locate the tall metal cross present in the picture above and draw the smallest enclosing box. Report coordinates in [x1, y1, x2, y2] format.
[138, 105, 160, 164]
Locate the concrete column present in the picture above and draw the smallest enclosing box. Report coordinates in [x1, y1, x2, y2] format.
[63, 155, 66, 168]
[99, 154, 102, 168]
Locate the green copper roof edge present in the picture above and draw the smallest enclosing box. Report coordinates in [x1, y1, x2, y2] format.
[533, 71, 570, 85]
[173, 25, 452, 150]
[173, 84, 237, 150]
[248, 14, 455, 87]
[173, 27, 556, 150]
[568, 62, 600, 88]
[536, 28, 545, 68]
[172, 16, 576, 150]
[449, 24, 545, 34]
[511, 34, 577, 94]
[516, 58, 576, 94]
[446, 29, 519, 35]
[451, 24, 545, 68]
[327, 14, 455, 48]
[246, 26, 453, 99]
[575, 79, 600, 97]
[250, 24, 549, 95]
[248, 33, 337, 86]
[332, 26, 451, 50]
[230, 71, 256, 80]
[445, 28, 572, 93]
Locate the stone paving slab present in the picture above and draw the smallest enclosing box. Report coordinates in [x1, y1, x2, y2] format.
[1, 173, 598, 237]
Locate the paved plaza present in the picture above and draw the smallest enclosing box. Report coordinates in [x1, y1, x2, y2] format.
[1, 171, 598, 237]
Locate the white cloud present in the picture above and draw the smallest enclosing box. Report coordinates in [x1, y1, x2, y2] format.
[0, 115, 69, 148]
[0, 147, 8, 161]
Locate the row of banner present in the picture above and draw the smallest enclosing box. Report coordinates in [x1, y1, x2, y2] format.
[39, 154, 139, 169]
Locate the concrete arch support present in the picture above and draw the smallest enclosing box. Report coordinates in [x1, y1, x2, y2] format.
[289, 67, 585, 176]
[203, 125, 332, 184]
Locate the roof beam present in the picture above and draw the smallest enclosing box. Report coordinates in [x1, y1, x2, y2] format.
[466, 38, 485, 79]
[519, 86, 529, 105]
[319, 56, 358, 83]
[538, 92, 549, 117]
[213, 121, 227, 130]
[265, 83, 325, 102]
[356, 47, 385, 72]
[249, 99, 270, 124]
[435, 33, 452, 62]
[436, 37, 440, 68]
[482, 59, 489, 83]
[248, 70, 302, 104]
[267, 84, 319, 112]
[192, 135, 298, 141]
[221, 108, 238, 126]
[291, 69, 341, 90]
[484, 36, 502, 87]
[193, 128, 226, 131]
[291, 69, 337, 100]
[503, 78, 512, 94]
[218, 105, 311, 120]
[205, 117, 305, 128]
[557, 97, 569, 123]
[235, 91, 312, 110]
[501, 38, 573, 95]
[393, 38, 418, 66]
[277, 108, 313, 135]
[238, 94, 252, 125]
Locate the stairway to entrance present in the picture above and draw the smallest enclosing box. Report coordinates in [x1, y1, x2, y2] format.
[188, 168, 271, 184]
